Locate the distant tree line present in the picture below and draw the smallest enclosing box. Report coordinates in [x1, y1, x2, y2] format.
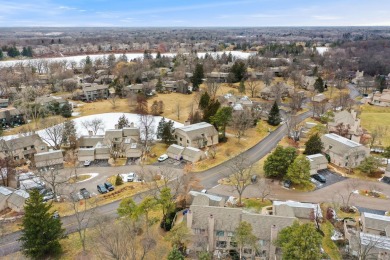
[0, 45, 33, 59]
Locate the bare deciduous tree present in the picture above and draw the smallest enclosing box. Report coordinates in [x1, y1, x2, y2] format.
[262, 70, 274, 88]
[108, 94, 119, 109]
[138, 114, 155, 154]
[226, 154, 255, 206]
[205, 78, 220, 99]
[231, 110, 253, 143]
[81, 118, 105, 135]
[246, 78, 260, 98]
[35, 166, 69, 199]
[41, 119, 65, 150]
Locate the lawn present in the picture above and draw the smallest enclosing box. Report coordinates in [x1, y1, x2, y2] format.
[143, 142, 169, 164]
[242, 198, 272, 213]
[321, 221, 342, 260]
[360, 104, 390, 146]
[193, 121, 276, 172]
[68, 174, 92, 184]
[74, 98, 132, 116]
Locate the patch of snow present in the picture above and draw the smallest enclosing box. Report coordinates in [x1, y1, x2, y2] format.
[2, 112, 183, 146]
[353, 190, 359, 194]
[71, 112, 80, 116]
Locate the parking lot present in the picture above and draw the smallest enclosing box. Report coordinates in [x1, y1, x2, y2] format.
[311, 169, 347, 190]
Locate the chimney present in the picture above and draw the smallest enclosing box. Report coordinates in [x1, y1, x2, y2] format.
[88, 130, 93, 136]
[130, 122, 134, 127]
[184, 120, 191, 126]
[208, 214, 215, 252]
[269, 225, 278, 260]
[115, 124, 119, 129]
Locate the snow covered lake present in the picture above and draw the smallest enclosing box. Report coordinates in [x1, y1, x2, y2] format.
[2, 113, 183, 146]
[0, 51, 256, 68]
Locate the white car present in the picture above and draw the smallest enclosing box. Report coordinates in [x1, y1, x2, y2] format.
[121, 172, 137, 182]
[84, 160, 91, 167]
[158, 154, 169, 162]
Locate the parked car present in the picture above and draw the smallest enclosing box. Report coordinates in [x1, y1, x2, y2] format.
[251, 175, 258, 183]
[201, 189, 207, 194]
[312, 174, 326, 183]
[97, 184, 108, 194]
[121, 172, 137, 182]
[80, 188, 91, 199]
[158, 154, 169, 162]
[104, 182, 114, 191]
[84, 160, 91, 167]
[53, 211, 60, 219]
[70, 192, 83, 202]
[283, 180, 292, 188]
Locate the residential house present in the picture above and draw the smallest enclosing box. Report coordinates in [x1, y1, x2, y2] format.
[6, 189, 29, 212]
[344, 219, 390, 259]
[124, 84, 144, 95]
[0, 134, 47, 162]
[36, 95, 68, 108]
[321, 133, 370, 168]
[82, 83, 109, 101]
[174, 122, 219, 148]
[259, 83, 292, 101]
[77, 127, 141, 163]
[0, 186, 13, 211]
[206, 72, 230, 83]
[167, 144, 206, 163]
[306, 154, 328, 175]
[34, 150, 64, 171]
[302, 76, 316, 91]
[272, 200, 323, 220]
[328, 110, 363, 143]
[0, 98, 9, 108]
[188, 191, 226, 207]
[361, 212, 390, 236]
[312, 93, 328, 103]
[371, 90, 390, 107]
[166, 144, 185, 160]
[0, 107, 25, 128]
[186, 202, 296, 259]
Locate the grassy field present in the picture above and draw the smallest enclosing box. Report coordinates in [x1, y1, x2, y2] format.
[242, 198, 272, 213]
[360, 104, 390, 146]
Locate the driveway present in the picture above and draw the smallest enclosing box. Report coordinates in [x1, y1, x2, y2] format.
[311, 169, 347, 190]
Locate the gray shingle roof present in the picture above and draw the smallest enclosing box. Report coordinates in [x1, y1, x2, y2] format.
[175, 122, 218, 140]
[34, 150, 63, 163]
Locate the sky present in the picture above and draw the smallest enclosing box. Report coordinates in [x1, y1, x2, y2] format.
[1, 0, 390, 27]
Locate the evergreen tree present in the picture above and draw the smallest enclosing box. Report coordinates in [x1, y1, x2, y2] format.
[264, 146, 297, 178]
[358, 156, 381, 177]
[157, 118, 175, 145]
[276, 222, 322, 260]
[114, 84, 124, 97]
[7, 46, 20, 57]
[210, 106, 233, 140]
[286, 155, 311, 185]
[233, 221, 258, 259]
[60, 102, 72, 118]
[117, 114, 130, 129]
[22, 47, 28, 56]
[203, 99, 220, 123]
[115, 174, 124, 186]
[62, 120, 77, 147]
[230, 61, 247, 82]
[267, 101, 281, 126]
[85, 55, 92, 65]
[238, 80, 246, 94]
[0, 49, 3, 60]
[191, 63, 204, 91]
[304, 133, 324, 155]
[156, 77, 163, 93]
[314, 77, 324, 93]
[19, 190, 65, 259]
[48, 101, 61, 115]
[167, 247, 184, 260]
[156, 51, 162, 59]
[199, 92, 210, 110]
[27, 46, 33, 57]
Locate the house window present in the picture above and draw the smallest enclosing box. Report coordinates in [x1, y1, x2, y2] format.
[14, 156, 19, 160]
[194, 228, 201, 234]
[216, 241, 227, 248]
[345, 162, 348, 167]
[187, 140, 189, 144]
[24, 147, 27, 151]
[180, 137, 182, 141]
[31, 145, 34, 149]
[230, 241, 237, 247]
[227, 232, 234, 237]
[40, 146, 45, 150]
[258, 240, 266, 246]
[216, 230, 224, 237]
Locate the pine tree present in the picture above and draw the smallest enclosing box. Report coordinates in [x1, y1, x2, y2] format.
[314, 77, 324, 93]
[0, 49, 3, 60]
[27, 46, 33, 57]
[191, 63, 204, 91]
[157, 118, 175, 144]
[304, 133, 324, 155]
[19, 190, 65, 259]
[286, 155, 311, 185]
[238, 80, 246, 94]
[115, 174, 124, 186]
[62, 120, 77, 148]
[199, 92, 210, 110]
[264, 146, 297, 178]
[22, 47, 28, 57]
[60, 102, 72, 118]
[117, 114, 130, 129]
[156, 77, 163, 93]
[167, 247, 184, 260]
[203, 99, 220, 123]
[267, 101, 281, 126]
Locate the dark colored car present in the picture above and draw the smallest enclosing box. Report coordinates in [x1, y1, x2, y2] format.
[312, 174, 326, 183]
[104, 182, 114, 191]
[80, 188, 91, 199]
[97, 184, 108, 194]
[283, 180, 292, 188]
[53, 211, 60, 219]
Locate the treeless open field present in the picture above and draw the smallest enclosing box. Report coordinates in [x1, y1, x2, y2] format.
[360, 104, 390, 146]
